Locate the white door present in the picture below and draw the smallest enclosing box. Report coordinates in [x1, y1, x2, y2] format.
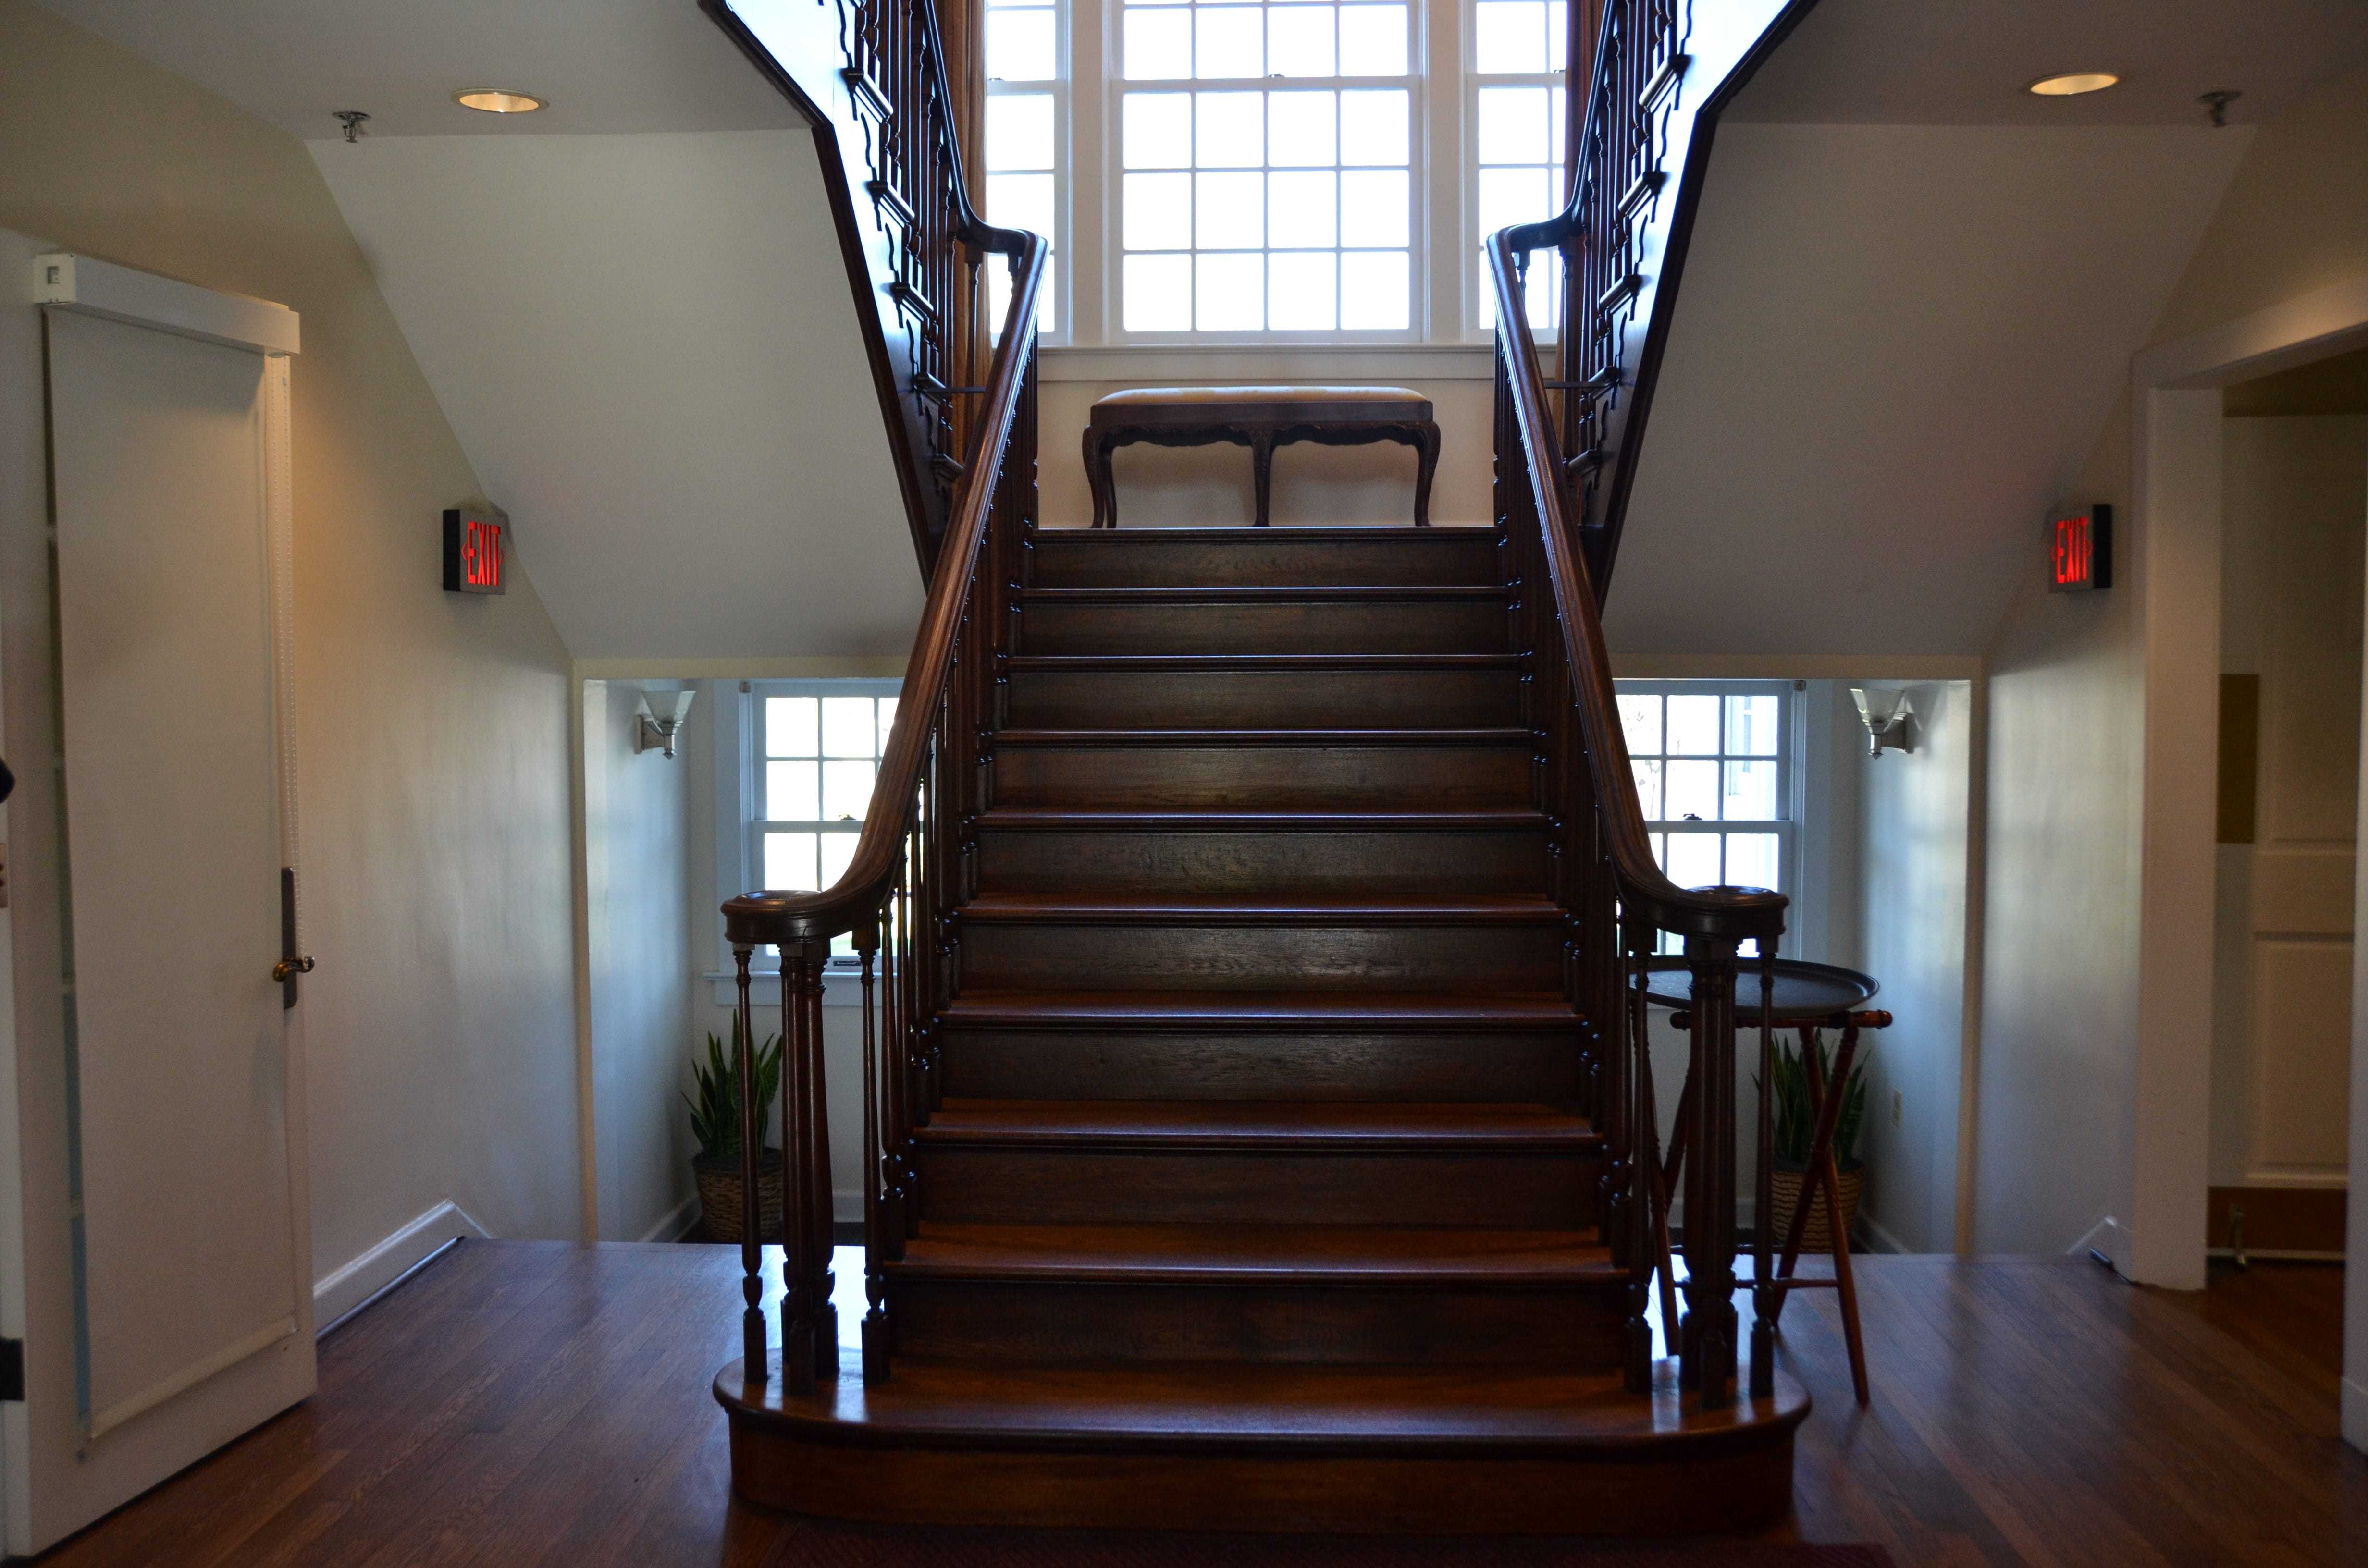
[0, 249, 313, 1554]
[2213, 416, 2368, 1217]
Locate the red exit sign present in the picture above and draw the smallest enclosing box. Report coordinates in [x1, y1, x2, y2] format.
[443, 507, 508, 595]
[2049, 505, 2111, 593]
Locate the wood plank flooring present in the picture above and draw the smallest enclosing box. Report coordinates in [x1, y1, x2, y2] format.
[25, 1242, 2366, 1566]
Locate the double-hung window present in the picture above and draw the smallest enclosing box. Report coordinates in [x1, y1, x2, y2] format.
[745, 679, 901, 962]
[980, 0, 1578, 345]
[1115, 0, 1418, 335]
[1615, 681, 1794, 956]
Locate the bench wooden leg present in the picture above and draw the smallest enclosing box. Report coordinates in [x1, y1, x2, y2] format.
[1085, 427, 1119, 529]
[1250, 430, 1276, 527]
[1412, 420, 1440, 527]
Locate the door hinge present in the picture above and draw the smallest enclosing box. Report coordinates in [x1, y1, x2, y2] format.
[0, 1337, 23, 1401]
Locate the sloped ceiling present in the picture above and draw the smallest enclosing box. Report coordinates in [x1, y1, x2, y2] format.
[1604, 0, 2368, 662]
[38, 0, 920, 662]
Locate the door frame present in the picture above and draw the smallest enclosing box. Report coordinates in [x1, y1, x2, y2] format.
[2127, 270, 2368, 1438]
[3, 245, 309, 1555]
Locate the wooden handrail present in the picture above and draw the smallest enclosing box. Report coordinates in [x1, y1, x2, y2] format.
[722, 233, 1045, 952]
[1486, 232, 1782, 944]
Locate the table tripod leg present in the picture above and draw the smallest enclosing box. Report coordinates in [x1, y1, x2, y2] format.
[1804, 1030, 1870, 1405]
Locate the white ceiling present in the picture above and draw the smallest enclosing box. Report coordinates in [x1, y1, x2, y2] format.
[310, 130, 921, 661]
[1733, 0, 2368, 127]
[1603, 122, 2250, 659]
[37, 0, 796, 137]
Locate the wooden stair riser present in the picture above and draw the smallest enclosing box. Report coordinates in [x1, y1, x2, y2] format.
[938, 1028, 1583, 1102]
[1026, 530, 1505, 590]
[973, 828, 1550, 896]
[910, 1148, 1600, 1227]
[882, 1278, 1625, 1368]
[958, 920, 1565, 992]
[1018, 597, 1510, 657]
[1004, 667, 1523, 729]
[994, 744, 1534, 809]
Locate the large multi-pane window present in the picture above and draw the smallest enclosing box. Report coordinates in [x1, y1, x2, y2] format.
[1615, 681, 1793, 956]
[978, 0, 1574, 344]
[1116, 0, 1417, 334]
[985, 0, 1064, 332]
[1470, 0, 1567, 328]
[752, 680, 901, 958]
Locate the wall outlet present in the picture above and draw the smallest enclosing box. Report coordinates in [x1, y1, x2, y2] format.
[1890, 1089, 1903, 1127]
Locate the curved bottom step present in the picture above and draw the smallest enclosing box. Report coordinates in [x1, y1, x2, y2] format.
[716, 1356, 1809, 1534]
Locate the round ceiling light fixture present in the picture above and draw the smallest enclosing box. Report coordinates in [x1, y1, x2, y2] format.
[2027, 72, 2120, 97]
[454, 87, 548, 114]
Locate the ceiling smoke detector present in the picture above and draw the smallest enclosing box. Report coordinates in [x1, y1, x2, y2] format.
[2027, 72, 2120, 97]
[454, 88, 548, 114]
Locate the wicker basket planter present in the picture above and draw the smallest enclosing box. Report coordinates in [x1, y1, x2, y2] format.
[694, 1148, 785, 1244]
[1768, 1163, 1864, 1255]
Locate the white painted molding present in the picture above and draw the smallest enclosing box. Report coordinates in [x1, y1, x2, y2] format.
[637, 1196, 702, 1244]
[2343, 1376, 2368, 1453]
[32, 253, 299, 356]
[1612, 653, 1982, 681]
[1039, 343, 1495, 384]
[312, 1200, 488, 1332]
[2136, 270, 2368, 389]
[1857, 1214, 1914, 1257]
[576, 656, 907, 681]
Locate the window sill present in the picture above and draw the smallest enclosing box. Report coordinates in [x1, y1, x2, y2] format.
[1038, 343, 1495, 384]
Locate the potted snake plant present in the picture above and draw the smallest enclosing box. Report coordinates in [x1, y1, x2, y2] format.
[1763, 1029, 1870, 1253]
[686, 1019, 786, 1244]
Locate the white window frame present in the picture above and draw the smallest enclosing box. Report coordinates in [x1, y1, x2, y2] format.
[711, 677, 904, 993]
[984, 0, 1073, 342]
[1613, 678, 1799, 958]
[992, 0, 1567, 348]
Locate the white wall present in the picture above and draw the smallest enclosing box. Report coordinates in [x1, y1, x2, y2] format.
[1852, 681, 1974, 1254]
[584, 682, 701, 1242]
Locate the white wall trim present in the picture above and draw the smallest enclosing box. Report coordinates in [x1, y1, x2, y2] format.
[577, 657, 906, 681]
[637, 1197, 702, 1244]
[2137, 270, 2368, 390]
[1612, 653, 1983, 681]
[1038, 343, 1495, 384]
[1856, 1213, 1914, 1256]
[32, 253, 299, 356]
[311, 1200, 488, 1331]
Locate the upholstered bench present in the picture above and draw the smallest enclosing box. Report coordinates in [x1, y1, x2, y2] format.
[1084, 386, 1441, 528]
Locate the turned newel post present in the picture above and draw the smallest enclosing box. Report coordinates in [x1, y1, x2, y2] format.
[733, 943, 765, 1384]
[857, 914, 890, 1384]
[1681, 932, 1741, 1409]
[780, 938, 837, 1394]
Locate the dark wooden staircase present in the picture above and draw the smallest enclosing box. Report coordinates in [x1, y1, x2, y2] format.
[717, 527, 1808, 1533]
[704, 0, 1813, 1538]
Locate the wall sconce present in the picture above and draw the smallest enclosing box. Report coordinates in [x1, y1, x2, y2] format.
[634, 690, 696, 759]
[1850, 687, 1913, 757]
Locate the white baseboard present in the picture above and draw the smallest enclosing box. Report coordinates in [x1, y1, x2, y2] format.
[313, 1200, 489, 1332]
[1856, 1213, 1912, 1255]
[2344, 1376, 2368, 1453]
[638, 1196, 701, 1243]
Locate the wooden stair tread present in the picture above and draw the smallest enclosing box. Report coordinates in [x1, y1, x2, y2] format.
[1033, 525, 1498, 544]
[915, 1099, 1592, 1149]
[1007, 653, 1521, 671]
[938, 989, 1581, 1029]
[960, 893, 1563, 924]
[895, 1223, 1614, 1284]
[974, 808, 1548, 832]
[720, 1358, 1809, 1454]
[994, 728, 1534, 747]
[1021, 585, 1507, 604]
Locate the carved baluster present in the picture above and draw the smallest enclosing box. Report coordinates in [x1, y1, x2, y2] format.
[1621, 913, 1653, 1393]
[733, 942, 765, 1384]
[1751, 945, 1776, 1400]
[1680, 932, 1740, 1409]
[858, 915, 888, 1382]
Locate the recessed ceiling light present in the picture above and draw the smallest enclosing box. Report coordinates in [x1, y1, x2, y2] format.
[454, 88, 547, 114]
[2028, 72, 2120, 97]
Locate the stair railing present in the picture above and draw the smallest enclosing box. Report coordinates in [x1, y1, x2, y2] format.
[1490, 0, 1799, 1409]
[703, 0, 1047, 1394]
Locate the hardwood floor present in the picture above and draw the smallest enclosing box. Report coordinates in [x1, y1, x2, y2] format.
[26, 1242, 2366, 1566]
